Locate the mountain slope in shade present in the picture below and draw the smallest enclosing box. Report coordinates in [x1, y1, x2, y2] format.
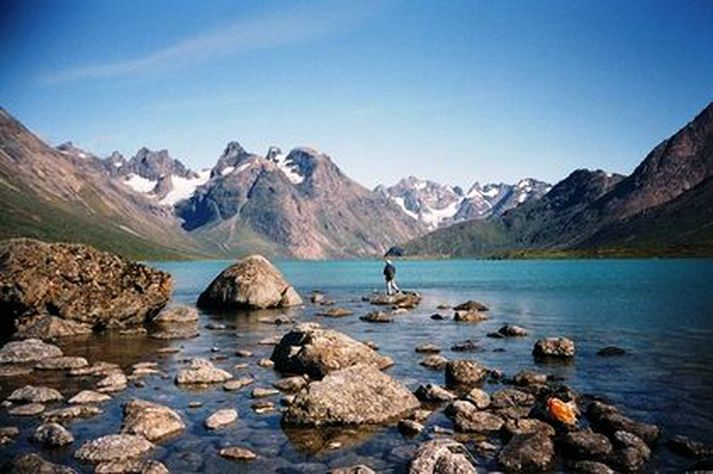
[376, 176, 550, 229]
[406, 102, 713, 257]
[177, 144, 427, 258]
[0, 108, 209, 259]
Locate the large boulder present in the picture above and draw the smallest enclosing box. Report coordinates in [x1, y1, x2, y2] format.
[533, 337, 576, 359]
[498, 431, 555, 472]
[0, 239, 172, 336]
[445, 360, 489, 387]
[121, 399, 185, 441]
[175, 358, 233, 385]
[271, 323, 393, 378]
[283, 364, 419, 425]
[409, 439, 477, 474]
[197, 255, 301, 309]
[0, 339, 62, 364]
[74, 434, 154, 464]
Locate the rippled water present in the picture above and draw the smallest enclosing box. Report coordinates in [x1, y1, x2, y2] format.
[1, 259, 713, 472]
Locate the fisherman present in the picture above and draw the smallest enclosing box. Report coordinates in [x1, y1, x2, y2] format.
[383, 258, 400, 295]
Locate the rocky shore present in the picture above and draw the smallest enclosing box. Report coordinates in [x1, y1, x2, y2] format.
[0, 242, 710, 472]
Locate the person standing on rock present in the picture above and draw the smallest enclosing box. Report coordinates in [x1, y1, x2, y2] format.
[383, 258, 400, 295]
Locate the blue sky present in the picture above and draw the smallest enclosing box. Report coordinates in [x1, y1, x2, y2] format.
[1, 0, 712, 188]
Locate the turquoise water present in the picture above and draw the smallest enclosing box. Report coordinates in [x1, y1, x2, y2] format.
[2, 259, 712, 471]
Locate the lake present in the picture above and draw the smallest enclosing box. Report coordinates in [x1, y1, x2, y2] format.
[1, 258, 712, 472]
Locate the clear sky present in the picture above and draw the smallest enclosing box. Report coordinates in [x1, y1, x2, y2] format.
[1, 0, 712, 188]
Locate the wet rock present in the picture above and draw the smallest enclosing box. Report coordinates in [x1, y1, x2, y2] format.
[205, 408, 238, 429]
[74, 434, 154, 464]
[35, 356, 89, 370]
[445, 360, 489, 387]
[419, 354, 448, 370]
[310, 292, 325, 304]
[223, 377, 254, 391]
[430, 313, 446, 320]
[502, 418, 556, 440]
[152, 305, 198, 324]
[31, 422, 74, 446]
[118, 327, 148, 337]
[97, 372, 128, 393]
[175, 358, 232, 385]
[69, 361, 120, 377]
[329, 465, 375, 474]
[498, 431, 555, 472]
[10, 453, 77, 474]
[409, 439, 477, 474]
[219, 446, 257, 461]
[15, 315, 93, 340]
[360, 311, 393, 323]
[94, 459, 169, 473]
[69, 390, 112, 404]
[612, 431, 651, 472]
[498, 324, 528, 337]
[597, 346, 627, 357]
[0, 426, 20, 445]
[252, 400, 275, 413]
[42, 404, 102, 423]
[235, 349, 253, 357]
[561, 428, 613, 460]
[197, 255, 302, 309]
[258, 335, 282, 345]
[398, 419, 424, 436]
[666, 434, 713, 458]
[273, 375, 309, 392]
[0, 338, 62, 364]
[453, 310, 488, 322]
[270, 323, 393, 378]
[149, 325, 198, 340]
[284, 364, 419, 425]
[8, 385, 63, 403]
[490, 388, 536, 409]
[368, 292, 422, 309]
[206, 322, 227, 330]
[252, 387, 279, 398]
[451, 400, 504, 433]
[533, 337, 576, 359]
[259, 314, 293, 325]
[414, 384, 456, 403]
[121, 399, 185, 441]
[450, 339, 483, 352]
[8, 403, 45, 416]
[586, 401, 660, 445]
[512, 370, 548, 386]
[0, 240, 171, 335]
[465, 387, 491, 409]
[571, 460, 615, 474]
[453, 300, 489, 312]
[414, 343, 440, 354]
[411, 409, 432, 422]
[317, 307, 353, 318]
[0, 365, 33, 377]
[257, 358, 274, 368]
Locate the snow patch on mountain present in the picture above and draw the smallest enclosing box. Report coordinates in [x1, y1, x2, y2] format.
[160, 169, 211, 206]
[124, 174, 158, 194]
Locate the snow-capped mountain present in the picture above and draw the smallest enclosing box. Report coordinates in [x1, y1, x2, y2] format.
[376, 176, 551, 229]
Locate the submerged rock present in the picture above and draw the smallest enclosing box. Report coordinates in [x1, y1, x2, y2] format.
[74, 434, 154, 464]
[284, 364, 419, 426]
[121, 399, 185, 441]
[498, 324, 529, 337]
[317, 307, 353, 318]
[8, 403, 45, 416]
[175, 358, 232, 385]
[69, 390, 111, 405]
[35, 356, 89, 370]
[533, 337, 576, 359]
[197, 255, 302, 309]
[0, 239, 171, 335]
[219, 446, 257, 461]
[10, 453, 77, 474]
[7, 385, 63, 403]
[94, 459, 169, 474]
[15, 315, 93, 340]
[42, 404, 103, 423]
[597, 346, 627, 357]
[409, 439, 477, 474]
[31, 422, 74, 446]
[151, 305, 199, 324]
[360, 311, 393, 323]
[498, 431, 555, 472]
[0, 338, 62, 364]
[586, 401, 660, 445]
[205, 408, 238, 429]
[271, 323, 393, 378]
[445, 360, 489, 387]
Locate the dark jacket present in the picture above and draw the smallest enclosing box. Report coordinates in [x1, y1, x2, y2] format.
[383, 263, 396, 280]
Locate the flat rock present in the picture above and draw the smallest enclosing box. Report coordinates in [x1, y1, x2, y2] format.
[453, 300, 489, 312]
[35, 356, 89, 370]
[398, 419, 424, 435]
[317, 307, 353, 318]
[498, 431, 555, 472]
[499, 324, 528, 337]
[252, 387, 279, 398]
[409, 439, 477, 474]
[451, 400, 504, 433]
[219, 446, 257, 461]
[94, 459, 169, 474]
[175, 358, 232, 385]
[271, 323, 393, 378]
[368, 292, 422, 309]
[31, 422, 74, 446]
[490, 388, 536, 409]
[0, 240, 171, 335]
[273, 375, 309, 393]
[465, 388, 491, 409]
[197, 255, 302, 309]
[74, 434, 154, 464]
[152, 305, 199, 324]
[121, 398, 185, 441]
[419, 355, 448, 370]
[533, 337, 576, 359]
[69, 390, 112, 404]
[223, 377, 254, 391]
[0, 338, 62, 364]
[453, 309, 488, 322]
[42, 404, 102, 423]
[561, 428, 614, 460]
[8, 403, 45, 416]
[284, 364, 419, 426]
[450, 339, 483, 352]
[512, 370, 548, 386]
[205, 408, 238, 429]
[586, 401, 660, 445]
[502, 418, 556, 439]
[11, 453, 77, 474]
[8, 385, 63, 403]
[15, 315, 93, 340]
[445, 360, 489, 387]
[150, 324, 199, 340]
[0, 365, 33, 377]
[360, 311, 393, 323]
[414, 344, 440, 354]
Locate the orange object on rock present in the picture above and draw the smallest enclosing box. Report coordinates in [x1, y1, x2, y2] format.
[548, 397, 578, 425]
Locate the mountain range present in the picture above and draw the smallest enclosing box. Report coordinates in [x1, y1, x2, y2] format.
[405, 101, 713, 257]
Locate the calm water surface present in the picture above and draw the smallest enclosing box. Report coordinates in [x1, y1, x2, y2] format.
[1, 259, 712, 472]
